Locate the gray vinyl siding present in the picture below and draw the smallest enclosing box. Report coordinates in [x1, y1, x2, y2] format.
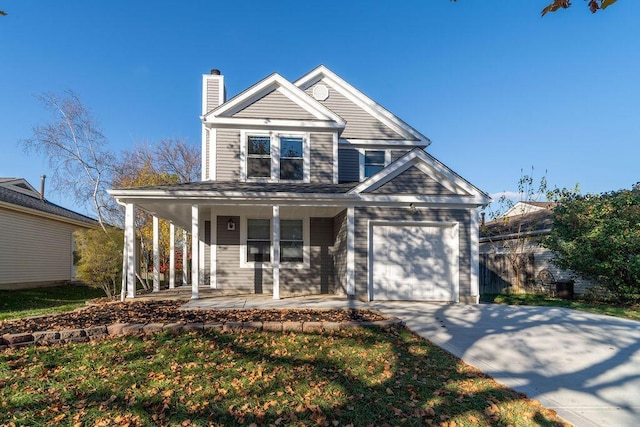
[233, 89, 316, 120]
[0, 208, 87, 288]
[205, 78, 221, 113]
[310, 132, 334, 184]
[391, 149, 410, 162]
[369, 166, 459, 195]
[280, 218, 335, 295]
[338, 148, 359, 183]
[353, 207, 472, 300]
[216, 129, 241, 181]
[333, 210, 348, 294]
[216, 216, 272, 292]
[305, 80, 405, 140]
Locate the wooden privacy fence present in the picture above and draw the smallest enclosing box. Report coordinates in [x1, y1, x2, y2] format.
[480, 253, 536, 294]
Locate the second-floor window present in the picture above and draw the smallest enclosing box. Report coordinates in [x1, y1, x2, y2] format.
[247, 136, 271, 178]
[364, 150, 385, 178]
[243, 132, 309, 182]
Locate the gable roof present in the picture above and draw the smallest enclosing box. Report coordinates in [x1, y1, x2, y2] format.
[480, 208, 554, 242]
[0, 180, 99, 227]
[350, 148, 491, 205]
[295, 65, 431, 146]
[202, 72, 345, 130]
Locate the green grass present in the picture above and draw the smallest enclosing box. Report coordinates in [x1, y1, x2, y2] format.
[0, 285, 105, 321]
[0, 328, 566, 426]
[482, 293, 640, 322]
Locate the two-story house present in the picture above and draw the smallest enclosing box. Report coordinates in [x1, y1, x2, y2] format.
[109, 65, 490, 302]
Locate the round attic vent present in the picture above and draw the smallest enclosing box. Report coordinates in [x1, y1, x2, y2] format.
[312, 84, 329, 101]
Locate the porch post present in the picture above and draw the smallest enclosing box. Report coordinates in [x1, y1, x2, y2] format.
[470, 209, 480, 303]
[272, 205, 280, 300]
[191, 205, 200, 299]
[169, 222, 176, 289]
[125, 203, 137, 299]
[346, 207, 355, 297]
[182, 229, 188, 286]
[210, 211, 217, 289]
[121, 220, 128, 302]
[153, 216, 160, 292]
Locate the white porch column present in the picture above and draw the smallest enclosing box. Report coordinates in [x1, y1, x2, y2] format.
[153, 216, 160, 292]
[191, 205, 200, 299]
[169, 222, 176, 289]
[182, 229, 188, 286]
[210, 211, 217, 289]
[121, 222, 128, 302]
[470, 209, 480, 303]
[272, 205, 280, 300]
[346, 207, 355, 297]
[125, 203, 137, 299]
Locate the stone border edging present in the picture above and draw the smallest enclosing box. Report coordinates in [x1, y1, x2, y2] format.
[0, 316, 405, 351]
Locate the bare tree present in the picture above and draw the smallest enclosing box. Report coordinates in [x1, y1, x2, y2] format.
[156, 138, 201, 183]
[20, 90, 114, 230]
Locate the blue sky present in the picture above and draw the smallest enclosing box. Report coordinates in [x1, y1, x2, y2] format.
[1, 1, 638, 215]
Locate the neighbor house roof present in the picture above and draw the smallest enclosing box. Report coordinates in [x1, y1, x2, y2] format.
[480, 208, 554, 243]
[0, 179, 99, 227]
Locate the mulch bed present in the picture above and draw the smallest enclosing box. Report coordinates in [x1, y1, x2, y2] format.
[0, 300, 387, 336]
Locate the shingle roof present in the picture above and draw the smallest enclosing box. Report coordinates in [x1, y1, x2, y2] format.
[0, 185, 99, 226]
[116, 181, 359, 194]
[480, 208, 554, 240]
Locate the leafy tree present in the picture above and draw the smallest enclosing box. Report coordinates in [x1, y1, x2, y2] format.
[543, 185, 640, 304]
[112, 141, 200, 290]
[74, 227, 124, 298]
[541, 0, 618, 15]
[482, 168, 549, 294]
[20, 91, 115, 230]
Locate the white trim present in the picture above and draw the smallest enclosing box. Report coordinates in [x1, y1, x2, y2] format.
[153, 216, 160, 292]
[346, 207, 355, 296]
[332, 133, 339, 184]
[470, 209, 480, 303]
[294, 65, 431, 146]
[121, 230, 127, 302]
[0, 201, 99, 229]
[209, 128, 217, 181]
[203, 117, 345, 130]
[199, 216, 206, 288]
[272, 205, 280, 300]
[169, 222, 176, 289]
[191, 205, 199, 299]
[125, 203, 136, 299]
[210, 211, 217, 289]
[201, 126, 208, 181]
[367, 220, 460, 302]
[338, 139, 429, 147]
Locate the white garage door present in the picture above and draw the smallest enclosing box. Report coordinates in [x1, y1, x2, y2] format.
[371, 223, 459, 301]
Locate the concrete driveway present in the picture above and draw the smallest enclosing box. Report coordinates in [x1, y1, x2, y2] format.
[184, 295, 640, 426]
[369, 302, 640, 427]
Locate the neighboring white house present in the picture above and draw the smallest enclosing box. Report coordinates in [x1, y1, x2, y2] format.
[109, 66, 491, 302]
[0, 177, 99, 290]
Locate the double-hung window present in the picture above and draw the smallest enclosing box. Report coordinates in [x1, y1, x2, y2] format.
[247, 219, 271, 262]
[364, 150, 385, 178]
[244, 133, 308, 182]
[280, 220, 303, 263]
[279, 137, 304, 181]
[247, 136, 271, 178]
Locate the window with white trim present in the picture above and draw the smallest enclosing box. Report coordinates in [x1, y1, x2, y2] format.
[243, 132, 309, 182]
[280, 137, 304, 180]
[247, 219, 270, 262]
[364, 150, 385, 178]
[247, 136, 271, 178]
[280, 220, 303, 263]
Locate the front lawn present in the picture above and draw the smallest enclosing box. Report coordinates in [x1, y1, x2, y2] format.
[0, 328, 567, 426]
[482, 293, 640, 322]
[0, 285, 105, 321]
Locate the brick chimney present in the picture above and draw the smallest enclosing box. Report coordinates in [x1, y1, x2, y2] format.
[202, 68, 225, 115]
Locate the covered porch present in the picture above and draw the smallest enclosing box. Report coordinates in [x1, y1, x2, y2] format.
[119, 199, 356, 301]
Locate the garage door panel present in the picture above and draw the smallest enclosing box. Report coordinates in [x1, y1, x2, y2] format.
[371, 223, 458, 301]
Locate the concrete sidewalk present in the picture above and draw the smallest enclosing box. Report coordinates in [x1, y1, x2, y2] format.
[182, 295, 640, 426]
